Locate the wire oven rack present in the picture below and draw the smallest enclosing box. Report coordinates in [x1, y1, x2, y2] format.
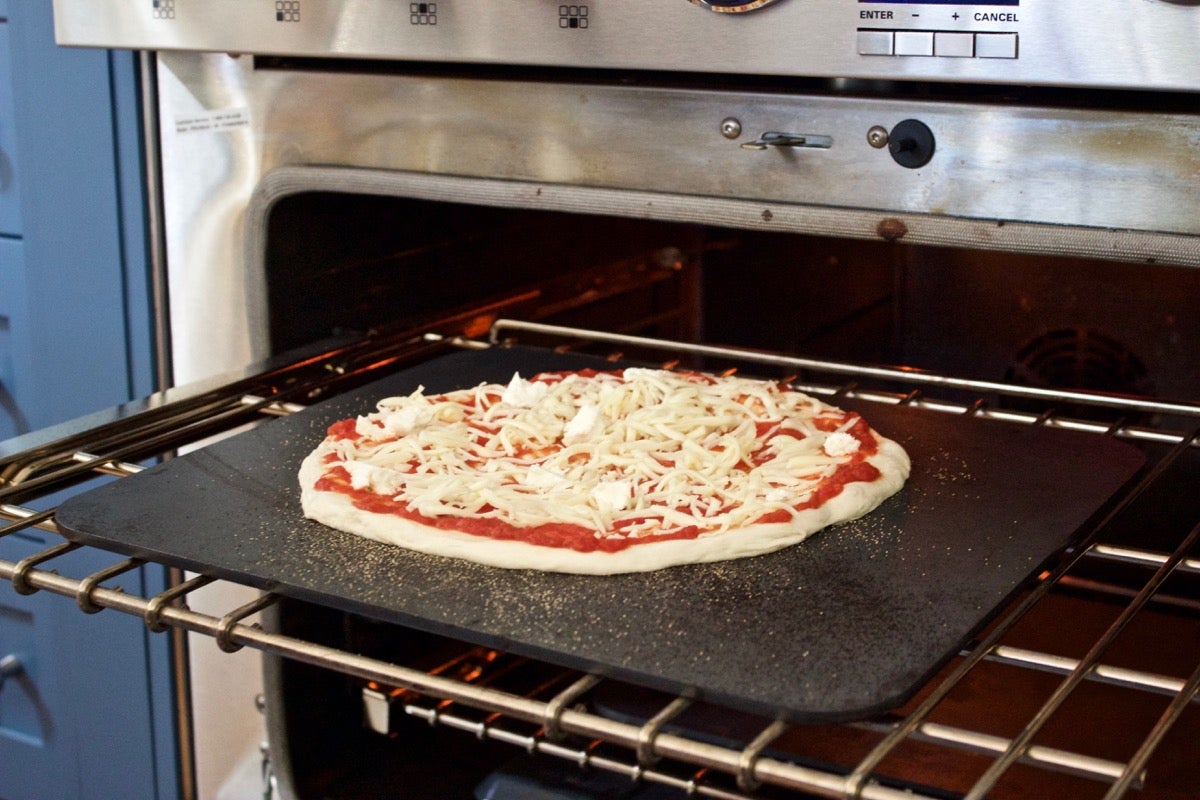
[1, 320, 1198, 800]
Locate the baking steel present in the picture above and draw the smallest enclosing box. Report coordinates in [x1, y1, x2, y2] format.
[55, 347, 1147, 722]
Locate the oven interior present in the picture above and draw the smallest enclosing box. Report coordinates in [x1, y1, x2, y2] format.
[263, 191, 1200, 413]
[268, 193, 1200, 799]
[2, 189, 1199, 800]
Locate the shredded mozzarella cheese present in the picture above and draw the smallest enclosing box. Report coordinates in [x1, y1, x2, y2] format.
[324, 369, 873, 537]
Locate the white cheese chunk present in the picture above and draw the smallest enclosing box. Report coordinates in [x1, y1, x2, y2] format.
[590, 480, 633, 515]
[354, 415, 381, 440]
[380, 405, 430, 437]
[563, 402, 602, 446]
[501, 372, 549, 408]
[522, 465, 571, 491]
[343, 461, 405, 495]
[822, 431, 861, 457]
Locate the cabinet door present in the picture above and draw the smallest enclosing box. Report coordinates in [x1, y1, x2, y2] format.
[0, 533, 75, 800]
[0, 584, 59, 796]
[0, 237, 31, 441]
[0, 0, 174, 798]
[0, 531, 173, 800]
[6, 5, 151, 431]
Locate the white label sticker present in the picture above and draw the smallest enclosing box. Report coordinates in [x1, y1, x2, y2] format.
[174, 108, 252, 135]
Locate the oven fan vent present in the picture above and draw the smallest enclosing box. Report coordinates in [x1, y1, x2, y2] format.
[1003, 327, 1152, 420]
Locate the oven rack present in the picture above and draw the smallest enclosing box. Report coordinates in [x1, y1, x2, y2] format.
[1, 321, 1198, 800]
[1, 531, 1197, 800]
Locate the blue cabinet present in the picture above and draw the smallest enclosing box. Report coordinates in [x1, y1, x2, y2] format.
[1, 0, 155, 438]
[0, 1, 177, 798]
[1, 532, 175, 800]
[0, 15, 21, 237]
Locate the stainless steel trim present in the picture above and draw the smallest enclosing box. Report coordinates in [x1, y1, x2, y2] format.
[51, 0, 1200, 93]
[143, 52, 1200, 395]
[139, 51, 173, 393]
[229, 105, 1200, 250]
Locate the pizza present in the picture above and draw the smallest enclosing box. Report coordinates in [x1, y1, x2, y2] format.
[299, 367, 910, 574]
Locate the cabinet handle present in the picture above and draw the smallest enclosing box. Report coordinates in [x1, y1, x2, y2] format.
[0, 313, 29, 434]
[0, 379, 30, 435]
[0, 653, 24, 691]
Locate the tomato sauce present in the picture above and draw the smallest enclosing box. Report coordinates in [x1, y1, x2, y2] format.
[316, 466, 624, 553]
[327, 418, 360, 440]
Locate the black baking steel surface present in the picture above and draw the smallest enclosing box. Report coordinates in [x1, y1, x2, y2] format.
[56, 346, 1146, 722]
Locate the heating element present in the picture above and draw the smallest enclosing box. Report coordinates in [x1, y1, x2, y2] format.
[2, 321, 1198, 799]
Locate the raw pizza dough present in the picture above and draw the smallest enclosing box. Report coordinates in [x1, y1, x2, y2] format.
[300, 367, 910, 574]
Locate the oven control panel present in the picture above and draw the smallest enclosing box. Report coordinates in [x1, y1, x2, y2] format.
[52, 0, 1200, 92]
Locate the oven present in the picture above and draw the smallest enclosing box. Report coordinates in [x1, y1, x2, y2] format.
[3, 1, 1199, 798]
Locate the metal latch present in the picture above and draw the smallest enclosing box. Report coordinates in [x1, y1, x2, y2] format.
[740, 131, 833, 150]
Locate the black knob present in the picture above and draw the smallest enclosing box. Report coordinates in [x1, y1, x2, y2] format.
[888, 119, 935, 169]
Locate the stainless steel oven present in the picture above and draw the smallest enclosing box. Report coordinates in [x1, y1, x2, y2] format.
[3, 1, 1199, 798]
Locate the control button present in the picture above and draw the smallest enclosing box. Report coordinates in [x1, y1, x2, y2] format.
[888, 119, 935, 169]
[559, 5, 589, 29]
[151, 0, 176, 20]
[934, 32, 974, 58]
[410, 3, 437, 25]
[857, 30, 895, 56]
[274, 0, 301, 23]
[894, 31, 934, 57]
[976, 32, 1018, 59]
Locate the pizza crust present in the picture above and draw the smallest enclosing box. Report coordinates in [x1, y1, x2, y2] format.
[299, 426, 910, 575]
